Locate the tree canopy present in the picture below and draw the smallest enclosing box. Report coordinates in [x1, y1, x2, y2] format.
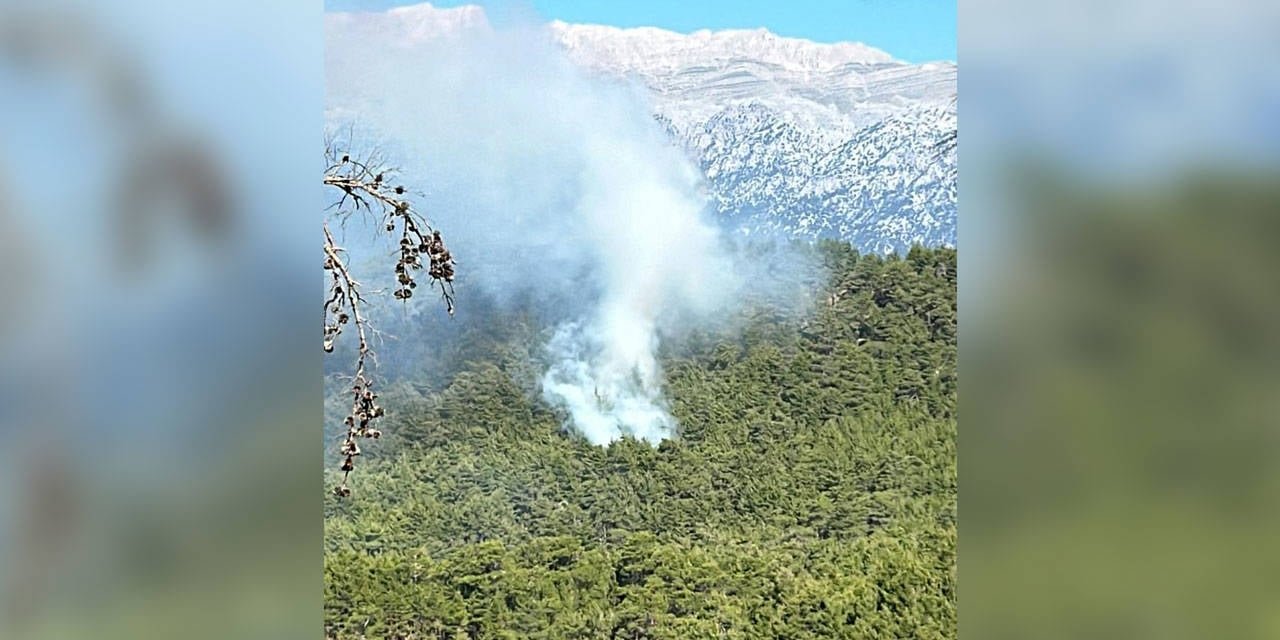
[324, 242, 957, 639]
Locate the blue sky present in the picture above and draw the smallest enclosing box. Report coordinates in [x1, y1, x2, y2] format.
[325, 0, 956, 63]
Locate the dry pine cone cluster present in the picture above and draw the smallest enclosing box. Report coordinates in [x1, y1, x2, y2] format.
[333, 373, 384, 497]
[323, 147, 455, 497]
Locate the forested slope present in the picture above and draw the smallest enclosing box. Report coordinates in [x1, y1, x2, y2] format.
[324, 242, 957, 639]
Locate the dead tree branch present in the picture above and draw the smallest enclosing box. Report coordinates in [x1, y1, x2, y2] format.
[323, 137, 456, 497]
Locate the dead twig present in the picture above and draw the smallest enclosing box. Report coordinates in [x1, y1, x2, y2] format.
[323, 137, 456, 497]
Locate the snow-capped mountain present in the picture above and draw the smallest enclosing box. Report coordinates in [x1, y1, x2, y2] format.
[327, 3, 957, 253]
[551, 21, 955, 136]
[679, 103, 956, 253]
[550, 19, 957, 252]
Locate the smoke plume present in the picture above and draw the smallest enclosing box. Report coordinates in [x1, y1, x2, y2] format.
[326, 4, 738, 443]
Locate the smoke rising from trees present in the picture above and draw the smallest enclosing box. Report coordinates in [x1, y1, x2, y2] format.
[326, 9, 745, 442]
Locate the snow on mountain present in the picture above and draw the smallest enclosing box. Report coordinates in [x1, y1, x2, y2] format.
[553, 22, 896, 71]
[326, 3, 957, 253]
[546, 16, 957, 252]
[326, 2, 489, 41]
[551, 21, 954, 135]
[682, 103, 956, 253]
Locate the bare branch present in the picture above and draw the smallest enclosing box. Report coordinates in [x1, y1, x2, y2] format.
[322, 222, 382, 497]
[322, 139, 456, 497]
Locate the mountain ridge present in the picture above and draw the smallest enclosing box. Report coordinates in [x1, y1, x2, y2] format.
[326, 2, 958, 253]
[678, 102, 955, 252]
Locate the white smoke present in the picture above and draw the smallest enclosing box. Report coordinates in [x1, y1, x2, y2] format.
[326, 4, 738, 443]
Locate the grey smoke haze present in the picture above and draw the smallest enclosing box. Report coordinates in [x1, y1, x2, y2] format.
[326, 8, 751, 443]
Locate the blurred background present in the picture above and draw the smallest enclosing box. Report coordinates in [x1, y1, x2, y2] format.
[962, 0, 1280, 638]
[0, 1, 320, 639]
[2, 0, 1278, 638]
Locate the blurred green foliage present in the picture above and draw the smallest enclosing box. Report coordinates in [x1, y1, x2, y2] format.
[323, 242, 957, 639]
[964, 171, 1280, 640]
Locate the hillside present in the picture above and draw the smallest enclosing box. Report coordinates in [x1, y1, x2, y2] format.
[323, 243, 957, 639]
